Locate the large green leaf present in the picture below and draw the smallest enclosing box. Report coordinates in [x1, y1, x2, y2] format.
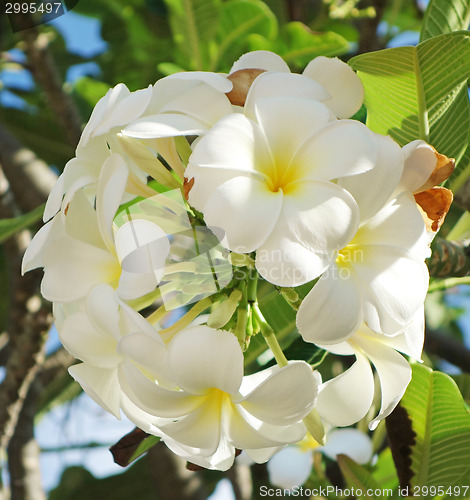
[399, 364, 470, 491]
[349, 32, 470, 192]
[163, 0, 221, 70]
[0, 204, 44, 244]
[211, 0, 277, 71]
[421, 0, 470, 41]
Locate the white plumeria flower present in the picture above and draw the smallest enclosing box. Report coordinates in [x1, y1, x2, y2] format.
[58, 284, 170, 429]
[45, 75, 233, 221]
[267, 428, 373, 489]
[186, 95, 379, 287]
[23, 154, 170, 302]
[314, 312, 424, 429]
[296, 135, 429, 343]
[44, 84, 153, 221]
[119, 325, 320, 471]
[230, 50, 364, 119]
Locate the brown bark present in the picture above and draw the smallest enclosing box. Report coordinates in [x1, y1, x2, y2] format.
[357, 0, 388, 54]
[0, 123, 57, 214]
[146, 442, 209, 500]
[7, 380, 46, 500]
[9, 13, 82, 149]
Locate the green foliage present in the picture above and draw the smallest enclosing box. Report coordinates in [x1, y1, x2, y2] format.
[163, 0, 221, 70]
[0, 204, 45, 244]
[337, 455, 384, 500]
[399, 364, 470, 492]
[212, 0, 277, 71]
[349, 32, 470, 193]
[421, 0, 470, 41]
[249, 21, 349, 69]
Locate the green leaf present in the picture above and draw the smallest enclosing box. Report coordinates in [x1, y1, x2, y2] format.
[337, 455, 384, 500]
[128, 435, 160, 464]
[163, 0, 221, 70]
[276, 22, 350, 68]
[247, 22, 350, 70]
[349, 32, 470, 192]
[399, 364, 470, 490]
[421, 0, 470, 42]
[452, 374, 470, 406]
[211, 0, 277, 71]
[0, 204, 44, 244]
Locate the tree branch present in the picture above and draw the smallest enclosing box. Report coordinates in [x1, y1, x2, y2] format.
[0, 123, 57, 214]
[0, 168, 52, 455]
[357, 0, 388, 54]
[146, 442, 209, 500]
[10, 13, 82, 149]
[8, 379, 46, 500]
[426, 237, 470, 278]
[424, 327, 470, 373]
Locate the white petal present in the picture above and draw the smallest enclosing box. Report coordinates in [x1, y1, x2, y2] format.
[123, 113, 207, 139]
[267, 447, 313, 489]
[354, 335, 411, 429]
[355, 193, 428, 256]
[119, 359, 202, 417]
[256, 180, 359, 286]
[297, 265, 363, 345]
[93, 86, 152, 137]
[68, 363, 121, 419]
[303, 57, 364, 118]
[157, 80, 232, 127]
[96, 154, 129, 252]
[116, 219, 170, 284]
[355, 246, 429, 334]
[253, 97, 333, 171]
[22, 217, 58, 273]
[338, 134, 404, 222]
[244, 73, 330, 120]
[158, 397, 222, 455]
[189, 113, 271, 175]
[59, 312, 118, 367]
[238, 362, 318, 425]
[164, 71, 233, 93]
[62, 189, 104, 248]
[86, 284, 121, 341]
[399, 140, 437, 193]
[226, 405, 293, 450]
[120, 392, 167, 435]
[40, 236, 120, 302]
[44, 174, 65, 221]
[185, 164, 242, 211]
[117, 333, 172, 387]
[316, 352, 374, 427]
[78, 83, 131, 147]
[321, 428, 373, 464]
[293, 120, 377, 181]
[203, 175, 283, 253]
[168, 326, 243, 395]
[230, 51, 291, 73]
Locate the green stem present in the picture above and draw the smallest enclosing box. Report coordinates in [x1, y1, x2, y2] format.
[252, 303, 288, 367]
[158, 296, 212, 341]
[146, 303, 169, 325]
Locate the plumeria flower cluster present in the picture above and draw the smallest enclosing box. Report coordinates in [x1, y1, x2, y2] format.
[23, 50, 454, 473]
